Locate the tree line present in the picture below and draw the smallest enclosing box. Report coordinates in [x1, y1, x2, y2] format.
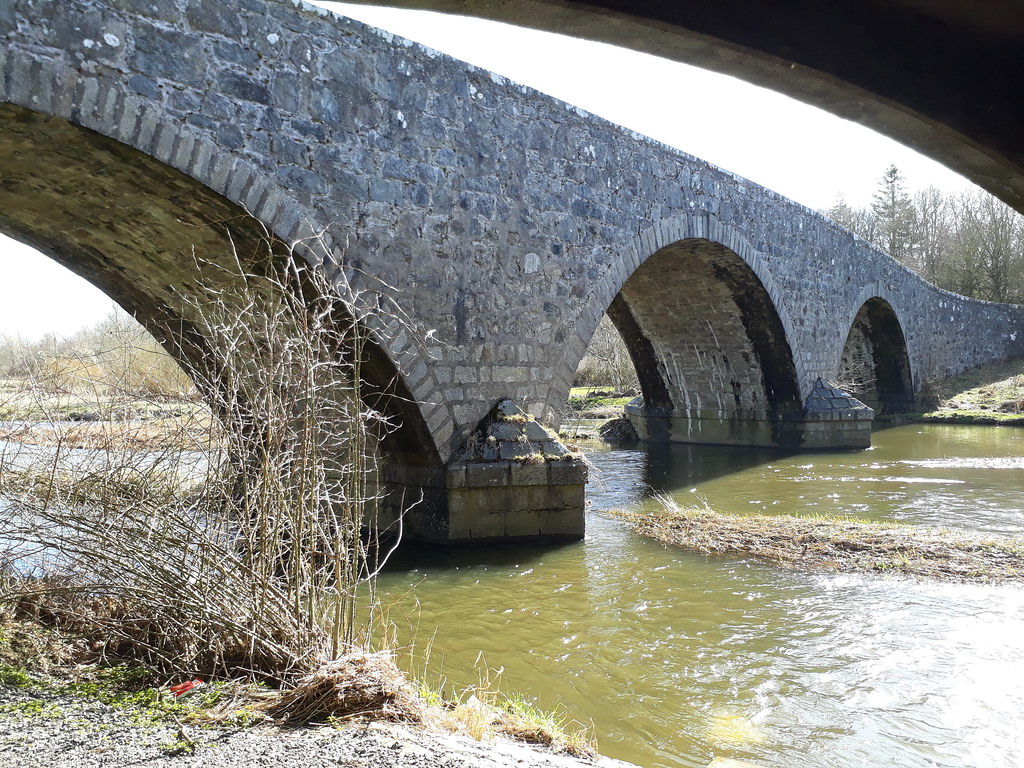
[826, 165, 1024, 304]
[0, 308, 193, 397]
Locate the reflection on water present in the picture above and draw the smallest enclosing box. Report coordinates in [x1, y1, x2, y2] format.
[633, 423, 1024, 536]
[378, 425, 1024, 768]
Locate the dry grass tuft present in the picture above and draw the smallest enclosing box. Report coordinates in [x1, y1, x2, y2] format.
[617, 494, 1024, 583]
[496, 711, 558, 749]
[412, 657, 597, 757]
[444, 694, 497, 742]
[267, 651, 423, 724]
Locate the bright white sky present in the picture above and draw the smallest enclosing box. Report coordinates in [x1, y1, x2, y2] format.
[0, 1, 974, 340]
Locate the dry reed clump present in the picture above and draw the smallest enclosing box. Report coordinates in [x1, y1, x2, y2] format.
[0, 573, 94, 676]
[268, 651, 423, 724]
[0, 413, 214, 452]
[617, 494, 1024, 582]
[39, 357, 107, 394]
[0, 237, 410, 691]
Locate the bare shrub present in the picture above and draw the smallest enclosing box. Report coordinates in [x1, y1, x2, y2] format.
[574, 315, 638, 391]
[0, 238, 408, 684]
[835, 351, 875, 397]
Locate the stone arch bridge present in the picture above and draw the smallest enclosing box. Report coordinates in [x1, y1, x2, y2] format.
[2, 0, 1022, 543]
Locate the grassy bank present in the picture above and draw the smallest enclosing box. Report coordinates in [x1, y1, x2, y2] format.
[918, 357, 1024, 424]
[616, 497, 1024, 583]
[566, 387, 634, 419]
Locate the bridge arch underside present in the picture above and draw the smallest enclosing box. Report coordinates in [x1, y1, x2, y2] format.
[839, 298, 915, 415]
[610, 239, 806, 448]
[0, 105, 441, 498]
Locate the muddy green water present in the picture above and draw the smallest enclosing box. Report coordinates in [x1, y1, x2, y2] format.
[378, 424, 1024, 768]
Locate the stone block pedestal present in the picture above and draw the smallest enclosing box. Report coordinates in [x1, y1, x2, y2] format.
[799, 379, 874, 448]
[444, 459, 586, 543]
[380, 400, 587, 545]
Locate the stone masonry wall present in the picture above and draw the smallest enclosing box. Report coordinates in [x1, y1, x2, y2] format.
[2, 0, 1023, 465]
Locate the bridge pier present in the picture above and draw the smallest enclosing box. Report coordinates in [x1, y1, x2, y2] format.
[382, 400, 587, 545]
[625, 380, 874, 450]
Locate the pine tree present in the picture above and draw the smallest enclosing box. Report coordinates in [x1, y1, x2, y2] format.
[871, 165, 917, 265]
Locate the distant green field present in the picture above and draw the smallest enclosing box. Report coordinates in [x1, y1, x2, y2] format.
[567, 387, 633, 416]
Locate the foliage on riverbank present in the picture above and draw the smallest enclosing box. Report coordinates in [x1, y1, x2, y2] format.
[0, 606, 596, 757]
[0, 310, 195, 402]
[567, 387, 634, 419]
[616, 496, 1024, 582]
[1, 252, 392, 727]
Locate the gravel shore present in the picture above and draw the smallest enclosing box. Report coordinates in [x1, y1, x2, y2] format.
[0, 684, 636, 768]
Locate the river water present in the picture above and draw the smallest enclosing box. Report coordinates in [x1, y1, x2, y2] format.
[376, 424, 1024, 768]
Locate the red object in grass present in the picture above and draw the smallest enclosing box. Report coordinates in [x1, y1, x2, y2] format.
[169, 678, 205, 697]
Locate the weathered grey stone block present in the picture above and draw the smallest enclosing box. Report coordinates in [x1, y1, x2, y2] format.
[499, 441, 537, 461]
[466, 463, 510, 488]
[524, 420, 552, 442]
[549, 460, 588, 486]
[509, 463, 549, 486]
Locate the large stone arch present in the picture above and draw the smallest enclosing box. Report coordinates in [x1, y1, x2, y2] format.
[560, 216, 804, 447]
[839, 296, 915, 414]
[0, 41, 447, 469]
[0, 103, 441, 472]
